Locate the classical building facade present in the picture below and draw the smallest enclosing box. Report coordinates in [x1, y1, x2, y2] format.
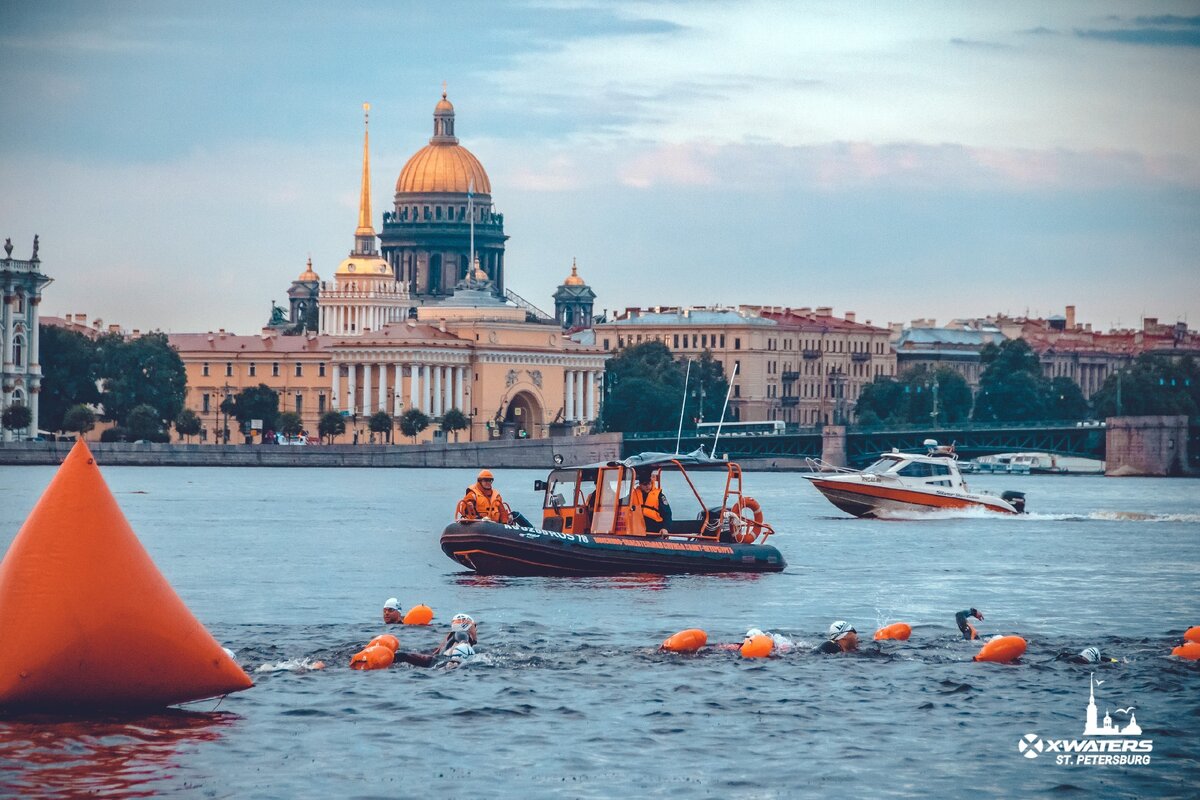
[594, 305, 894, 426]
[171, 93, 606, 444]
[1, 236, 52, 440]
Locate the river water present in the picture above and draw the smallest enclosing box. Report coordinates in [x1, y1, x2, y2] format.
[0, 464, 1197, 798]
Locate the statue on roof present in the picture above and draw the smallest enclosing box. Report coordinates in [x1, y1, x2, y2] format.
[4, 238, 12, 258]
[269, 301, 287, 327]
[31, 235, 39, 261]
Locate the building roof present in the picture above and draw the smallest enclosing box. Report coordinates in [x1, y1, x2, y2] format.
[756, 308, 889, 333]
[896, 328, 1005, 347]
[607, 308, 776, 327]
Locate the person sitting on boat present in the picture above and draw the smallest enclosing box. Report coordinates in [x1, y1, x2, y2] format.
[382, 597, 403, 625]
[459, 470, 511, 523]
[630, 469, 671, 534]
[815, 620, 858, 654]
[1055, 646, 1118, 665]
[955, 608, 984, 640]
[395, 613, 479, 668]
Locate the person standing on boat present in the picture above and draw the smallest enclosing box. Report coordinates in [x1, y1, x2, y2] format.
[459, 470, 510, 523]
[815, 621, 859, 654]
[630, 469, 670, 534]
[955, 608, 984, 640]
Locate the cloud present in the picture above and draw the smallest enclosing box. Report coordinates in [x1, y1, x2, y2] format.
[1132, 15, 1200, 27]
[950, 38, 1014, 50]
[1075, 27, 1200, 47]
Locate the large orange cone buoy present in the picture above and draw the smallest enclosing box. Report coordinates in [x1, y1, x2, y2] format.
[403, 604, 434, 625]
[661, 629, 707, 653]
[1184, 626, 1200, 644]
[974, 636, 1027, 664]
[1171, 641, 1200, 661]
[873, 622, 912, 641]
[0, 440, 253, 710]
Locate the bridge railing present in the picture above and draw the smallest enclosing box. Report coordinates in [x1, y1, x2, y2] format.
[624, 419, 1105, 440]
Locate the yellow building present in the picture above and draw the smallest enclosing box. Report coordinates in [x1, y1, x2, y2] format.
[172, 94, 606, 443]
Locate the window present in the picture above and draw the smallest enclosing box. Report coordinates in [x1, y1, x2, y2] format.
[319, 362, 326, 377]
[272, 362, 280, 377]
[295, 393, 303, 414]
[733, 384, 740, 397]
[295, 363, 303, 377]
[249, 363, 257, 377]
[673, 334, 679, 349]
[318, 394, 327, 413]
[11, 334, 23, 366]
[603, 339, 610, 350]
[720, 335, 726, 348]
[202, 362, 210, 377]
[701, 334, 708, 348]
[734, 338, 741, 350]
[898, 462, 936, 478]
[225, 362, 233, 377]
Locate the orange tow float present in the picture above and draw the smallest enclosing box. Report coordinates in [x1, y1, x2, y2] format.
[662, 629, 708, 653]
[403, 605, 434, 625]
[1171, 641, 1200, 661]
[368, 634, 400, 652]
[1184, 626, 1200, 644]
[740, 634, 774, 659]
[974, 636, 1027, 664]
[350, 645, 395, 671]
[873, 622, 912, 641]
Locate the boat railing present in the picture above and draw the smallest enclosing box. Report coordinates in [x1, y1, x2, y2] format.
[804, 457, 858, 474]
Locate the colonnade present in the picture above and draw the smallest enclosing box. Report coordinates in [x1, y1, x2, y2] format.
[0, 288, 41, 441]
[563, 369, 602, 423]
[330, 362, 467, 417]
[320, 303, 403, 336]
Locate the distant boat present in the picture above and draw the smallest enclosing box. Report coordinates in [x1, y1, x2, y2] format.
[965, 452, 1104, 475]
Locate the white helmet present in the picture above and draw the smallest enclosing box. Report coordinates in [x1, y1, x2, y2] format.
[1080, 646, 1101, 664]
[828, 620, 856, 641]
[451, 613, 475, 632]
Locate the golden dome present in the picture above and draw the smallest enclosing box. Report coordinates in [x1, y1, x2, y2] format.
[298, 256, 319, 282]
[396, 91, 492, 195]
[563, 259, 585, 286]
[335, 255, 392, 277]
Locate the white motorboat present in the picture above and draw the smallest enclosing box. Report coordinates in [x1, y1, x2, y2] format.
[804, 440, 1026, 518]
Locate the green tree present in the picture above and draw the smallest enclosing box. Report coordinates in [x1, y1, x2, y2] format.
[855, 377, 904, 424]
[1092, 354, 1199, 418]
[95, 332, 187, 426]
[399, 408, 430, 442]
[63, 404, 97, 437]
[225, 384, 280, 434]
[441, 407, 470, 442]
[174, 408, 201, 442]
[854, 367, 972, 425]
[972, 338, 1076, 422]
[2, 403, 32, 437]
[1045, 376, 1089, 420]
[599, 341, 729, 433]
[368, 410, 393, 443]
[277, 411, 303, 439]
[318, 410, 346, 443]
[38, 324, 100, 432]
[219, 394, 237, 443]
[127, 403, 165, 441]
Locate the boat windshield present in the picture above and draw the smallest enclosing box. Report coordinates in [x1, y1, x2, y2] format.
[863, 457, 901, 475]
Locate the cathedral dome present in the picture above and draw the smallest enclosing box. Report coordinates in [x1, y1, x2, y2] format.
[297, 257, 319, 282]
[395, 91, 492, 195]
[563, 261, 586, 286]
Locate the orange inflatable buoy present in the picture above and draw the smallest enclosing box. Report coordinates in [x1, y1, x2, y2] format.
[1171, 641, 1200, 661]
[403, 605, 434, 625]
[974, 636, 1027, 664]
[661, 629, 708, 653]
[368, 634, 400, 653]
[1184, 626, 1200, 644]
[349, 645, 395, 671]
[0, 440, 253, 710]
[740, 634, 774, 659]
[873, 622, 912, 641]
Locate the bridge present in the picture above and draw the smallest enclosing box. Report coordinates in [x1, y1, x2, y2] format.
[623, 419, 1111, 467]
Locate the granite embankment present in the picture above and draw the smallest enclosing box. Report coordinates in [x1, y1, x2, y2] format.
[0, 433, 623, 468]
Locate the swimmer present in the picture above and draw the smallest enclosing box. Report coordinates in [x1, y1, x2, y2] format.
[1055, 646, 1118, 665]
[394, 613, 479, 668]
[814, 620, 858, 654]
[955, 608, 984, 640]
[383, 597, 403, 625]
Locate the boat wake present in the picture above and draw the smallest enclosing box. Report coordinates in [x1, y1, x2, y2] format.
[872, 507, 1200, 523]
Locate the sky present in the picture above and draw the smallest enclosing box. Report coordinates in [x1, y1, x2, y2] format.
[1, 0, 1198, 335]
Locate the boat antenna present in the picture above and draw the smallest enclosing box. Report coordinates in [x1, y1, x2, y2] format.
[710, 361, 739, 458]
[674, 358, 692, 455]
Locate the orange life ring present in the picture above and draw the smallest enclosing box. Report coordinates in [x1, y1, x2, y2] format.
[730, 497, 763, 544]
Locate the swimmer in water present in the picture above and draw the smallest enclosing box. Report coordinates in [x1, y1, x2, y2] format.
[955, 608, 984, 640]
[394, 613, 479, 668]
[814, 621, 858, 654]
[1055, 646, 1118, 665]
[383, 597, 403, 625]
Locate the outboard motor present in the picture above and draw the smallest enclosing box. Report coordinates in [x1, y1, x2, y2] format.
[1001, 490, 1026, 514]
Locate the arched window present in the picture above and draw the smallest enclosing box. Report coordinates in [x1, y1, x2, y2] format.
[11, 388, 24, 405]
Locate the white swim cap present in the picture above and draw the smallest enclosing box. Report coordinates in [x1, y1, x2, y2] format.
[828, 621, 856, 641]
[383, 598, 401, 611]
[744, 628, 764, 639]
[1080, 646, 1101, 664]
[451, 613, 475, 631]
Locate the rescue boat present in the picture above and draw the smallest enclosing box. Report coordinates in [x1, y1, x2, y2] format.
[440, 451, 786, 576]
[803, 440, 1026, 518]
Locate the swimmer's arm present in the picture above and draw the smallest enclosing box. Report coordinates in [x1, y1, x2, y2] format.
[394, 650, 436, 668]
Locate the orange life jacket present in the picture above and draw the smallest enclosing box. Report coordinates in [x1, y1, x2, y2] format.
[462, 483, 509, 523]
[630, 485, 664, 524]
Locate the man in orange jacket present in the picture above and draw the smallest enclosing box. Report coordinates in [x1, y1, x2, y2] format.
[630, 469, 670, 534]
[460, 469, 510, 523]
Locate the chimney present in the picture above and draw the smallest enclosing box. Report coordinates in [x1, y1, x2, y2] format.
[439, 318, 447, 333]
[1143, 317, 1158, 331]
[108, 324, 120, 334]
[844, 311, 856, 323]
[1065, 305, 1076, 330]
[816, 306, 832, 317]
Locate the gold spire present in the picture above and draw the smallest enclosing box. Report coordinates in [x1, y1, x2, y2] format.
[564, 257, 585, 286]
[356, 102, 373, 237]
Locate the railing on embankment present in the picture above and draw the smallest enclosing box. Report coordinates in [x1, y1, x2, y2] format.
[0, 434, 623, 469]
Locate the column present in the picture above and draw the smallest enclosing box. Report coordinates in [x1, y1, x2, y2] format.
[455, 366, 465, 411]
[332, 363, 341, 410]
[422, 364, 431, 412]
[393, 364, 403, 415]
[565, 370, 576, 422]
[409, 363, 419, 410]
[1, 289, 12, 370]
[433, 365, 443, 416]
[347, 364, 357, 415]
[30, 386, 39, 436]
[586, 370, 596, 422]
[28, 295, 40, 371]
[576, 371, 585, 422]
[363, 362, 373, 415]
[378, 363, 387, 412]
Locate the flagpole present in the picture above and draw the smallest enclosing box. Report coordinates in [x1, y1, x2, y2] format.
[467, 178, 475, 282]
[675, 359, 692, 455]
